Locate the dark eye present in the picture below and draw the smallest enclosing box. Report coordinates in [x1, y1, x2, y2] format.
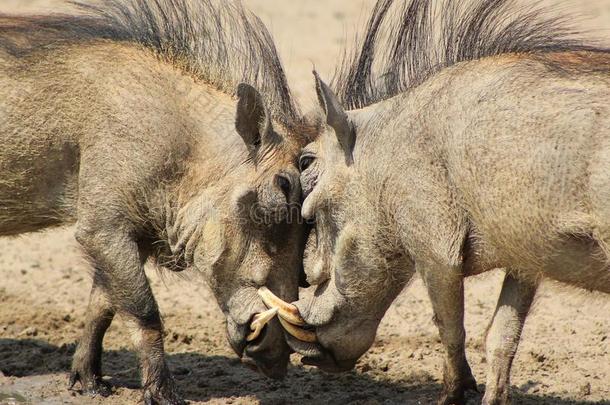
[299, 155, 315, 172]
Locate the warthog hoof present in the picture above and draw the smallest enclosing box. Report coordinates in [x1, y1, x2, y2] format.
[437, 373, 478, 405]
[481, 390, 511, 405]
[142, 379, 187, 405]
[68, 371, 112, 397]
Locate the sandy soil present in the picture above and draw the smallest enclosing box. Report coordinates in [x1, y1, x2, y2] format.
[1, 1, 609, 404]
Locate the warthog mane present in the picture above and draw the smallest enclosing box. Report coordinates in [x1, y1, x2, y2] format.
[333, 0, 609, 110]
[0, 0, 301, 124]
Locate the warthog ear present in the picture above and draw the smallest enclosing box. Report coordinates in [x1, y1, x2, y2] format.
[313, 71, 354, 164]
[235, 83, 278, 160]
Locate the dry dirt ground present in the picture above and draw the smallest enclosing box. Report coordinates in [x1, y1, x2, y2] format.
[1, 1, 609, 404]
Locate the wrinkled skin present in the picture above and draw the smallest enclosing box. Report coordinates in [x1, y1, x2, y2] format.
[288, 76, 414, 372]
[289, 112, 412, 372]
[292, 54, 610, 405]
[176, 83, 306, 380]
[0, 37, 308, 404]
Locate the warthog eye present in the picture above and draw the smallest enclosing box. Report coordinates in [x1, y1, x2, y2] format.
[275, 174, 291, 201]
[299, 155, 315, 172]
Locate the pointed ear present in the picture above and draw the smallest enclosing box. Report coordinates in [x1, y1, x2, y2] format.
[313, 71, 355, 164]
[235, 83, 277, 158]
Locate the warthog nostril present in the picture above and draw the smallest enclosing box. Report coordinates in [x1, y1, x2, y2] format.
[275, 174, 291, 201]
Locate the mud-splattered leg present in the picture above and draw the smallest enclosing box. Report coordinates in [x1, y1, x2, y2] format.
[69, 273, 115, 396]
[124, 316, 183, 405]
[482, 272, 537, 405]
[421, 264, 477, 405]
[74, 224, 184, 405]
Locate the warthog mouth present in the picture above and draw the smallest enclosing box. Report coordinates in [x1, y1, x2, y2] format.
[247, 288, 357, 373]
[246, 287, 317, 343]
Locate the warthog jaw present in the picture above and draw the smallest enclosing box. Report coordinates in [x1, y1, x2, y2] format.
[245, 287, 317, 343]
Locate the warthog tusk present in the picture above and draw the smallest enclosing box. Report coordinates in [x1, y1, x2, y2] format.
[255, 287, 317, 343]
[246, 307, 278, 342]
[258, 287, 306, 326]
[277, 317, 317, 343]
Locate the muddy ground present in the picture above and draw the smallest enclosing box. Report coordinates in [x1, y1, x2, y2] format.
[0, 0, 609, 404]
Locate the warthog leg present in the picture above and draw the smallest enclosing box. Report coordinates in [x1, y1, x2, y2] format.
[75, 223, 185, 405]
[69, 272, 115, 397]
[482, 272, 537, 405]
[422, 265, 477, 405]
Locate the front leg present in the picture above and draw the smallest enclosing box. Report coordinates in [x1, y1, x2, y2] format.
[420, 263, 477, 405]
[75, 224, 185, 405]
[482, 272, 537, 405]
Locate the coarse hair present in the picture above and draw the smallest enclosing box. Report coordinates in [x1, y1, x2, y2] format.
[333, 0, 609, 109]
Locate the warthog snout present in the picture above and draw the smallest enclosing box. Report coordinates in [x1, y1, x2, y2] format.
[247, 287, 361, 372]
[242, 316, 290, 379]
[244, 287, 367, 374]
[226, 299, 292, 380]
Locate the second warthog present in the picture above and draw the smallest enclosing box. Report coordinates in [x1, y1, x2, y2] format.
[273, 0, 609, 404]
[0, 0, 314, 403]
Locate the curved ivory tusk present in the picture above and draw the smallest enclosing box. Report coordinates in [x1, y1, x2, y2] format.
[278, 316, 317, 343]
[258, 287, 306, 326]
[246, 307, 278, 342]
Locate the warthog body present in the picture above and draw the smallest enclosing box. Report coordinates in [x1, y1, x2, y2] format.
[289, 1, 610, 404]
[0, 1, 312, 403]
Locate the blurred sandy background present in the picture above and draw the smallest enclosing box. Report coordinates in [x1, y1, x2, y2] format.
[0, 1, 609, 404]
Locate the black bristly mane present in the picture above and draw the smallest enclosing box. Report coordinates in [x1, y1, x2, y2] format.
[333, 0, 609, 110]
[0, 0, 300, 122]
[77, 0, 300, 121]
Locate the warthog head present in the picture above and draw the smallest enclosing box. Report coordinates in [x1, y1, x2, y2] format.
[170, 83, 309, 378]
[264, 73, 413, 371]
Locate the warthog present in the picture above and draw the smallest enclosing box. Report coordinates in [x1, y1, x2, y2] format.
[266, 0, 609, 404]
[0, 0, 314, 403]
